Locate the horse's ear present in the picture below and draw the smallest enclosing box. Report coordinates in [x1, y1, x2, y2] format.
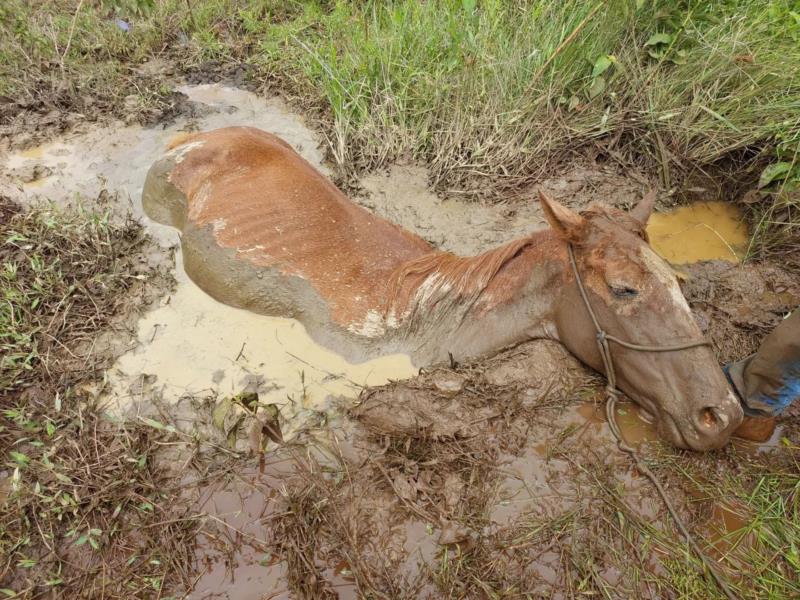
[630, 189, 657, 225]
[538, 190, 585, 240]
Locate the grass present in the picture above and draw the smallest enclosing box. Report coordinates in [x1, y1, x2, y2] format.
[1, 1, 798, 254]
[264, 0, 800, 191]
[0, 198, 203, 597]
[0, 200, 139, 391]
[646, 442, 800, 599]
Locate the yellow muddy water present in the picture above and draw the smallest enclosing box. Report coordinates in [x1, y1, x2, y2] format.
[103, 253, 417, 437]
[647, 201, 749, 264]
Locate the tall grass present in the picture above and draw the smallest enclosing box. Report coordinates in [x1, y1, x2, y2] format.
[248, 0, 800, 195]
[1, 1, 799, 236]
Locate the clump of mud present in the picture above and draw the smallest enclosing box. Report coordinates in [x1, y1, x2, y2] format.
[681, 260, 800, 364]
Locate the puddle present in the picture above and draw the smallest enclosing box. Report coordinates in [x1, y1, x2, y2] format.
[491, 401, 659, 527]
[189, 459, 292, 599]
[576, 401, 659, 446]
[647, 201, 748, 264]
[103, 248, 417, 432]
[731, 423, 785, 455]
[706, 501, 753, 556]
[187, 447, 366, 599]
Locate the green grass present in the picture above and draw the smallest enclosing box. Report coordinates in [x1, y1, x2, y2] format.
[2, 1, 798, 253]
[0, 198, 205, 597]
[649, 446, 800, 599]
[0, 201, 139, 391]
[258, 0, 800, 192]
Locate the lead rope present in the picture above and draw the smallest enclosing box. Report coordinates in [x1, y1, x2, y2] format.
[567, 244, 738, 600]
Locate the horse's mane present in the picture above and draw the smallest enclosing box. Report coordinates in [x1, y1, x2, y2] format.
[385, 235, 536, 327]
[383, 203, 638, 328]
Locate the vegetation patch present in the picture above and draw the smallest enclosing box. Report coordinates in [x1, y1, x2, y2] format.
[0, 197, 200, 598]
[1, 1, 798, 255]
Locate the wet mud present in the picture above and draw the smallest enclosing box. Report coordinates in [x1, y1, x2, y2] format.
[190, 331, 798, 598]
[2, 82, 799, 598]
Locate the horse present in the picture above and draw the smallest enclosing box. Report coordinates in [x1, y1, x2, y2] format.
[142, 126, 742, 451]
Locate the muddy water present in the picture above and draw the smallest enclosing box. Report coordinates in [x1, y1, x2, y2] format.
[706, 501, 753, 558]
[492, 401, 661, 527]
[104, 248, 416, 432]
[647, 201, 748, 264]
[2, 84, 422, 435]
[3, 82, 786, 595]
[188, 457, 309, 600]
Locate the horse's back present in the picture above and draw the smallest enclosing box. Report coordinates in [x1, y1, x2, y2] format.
[143, 126, 432, 329]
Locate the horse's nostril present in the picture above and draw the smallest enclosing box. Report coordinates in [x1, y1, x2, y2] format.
[698, 406, 730, 433]
[701, 407, 719, 430]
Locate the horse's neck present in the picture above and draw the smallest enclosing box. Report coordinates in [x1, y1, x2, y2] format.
[392, 231, 566, 363]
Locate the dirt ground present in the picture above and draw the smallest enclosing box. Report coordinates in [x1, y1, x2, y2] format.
[183, 257, 800, 599]
[2, 74, 800, 599]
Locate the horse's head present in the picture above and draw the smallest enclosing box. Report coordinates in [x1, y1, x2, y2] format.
[539, 191, 742, 451]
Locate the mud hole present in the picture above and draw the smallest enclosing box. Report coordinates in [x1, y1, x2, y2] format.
[2, 82, 799, 598]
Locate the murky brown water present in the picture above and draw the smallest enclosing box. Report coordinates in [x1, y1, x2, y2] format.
[491, 400, 661, 528]
[706, 501, 753, 559]
[188, 458, 294, 600]
[647, 201, 748, 264]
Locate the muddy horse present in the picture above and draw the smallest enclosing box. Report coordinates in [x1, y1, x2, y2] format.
[143, 126, 742, 450]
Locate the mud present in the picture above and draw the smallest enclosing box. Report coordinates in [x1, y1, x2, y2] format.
[174, 198, 797, 597]
[681, 260, 800, 364]
[3, 81, 799, 598]
[359, 161, 650, 256]
[190, 333, 798, 598]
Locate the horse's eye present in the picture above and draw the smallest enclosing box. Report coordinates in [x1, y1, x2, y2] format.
[609, 284, 638, 298]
